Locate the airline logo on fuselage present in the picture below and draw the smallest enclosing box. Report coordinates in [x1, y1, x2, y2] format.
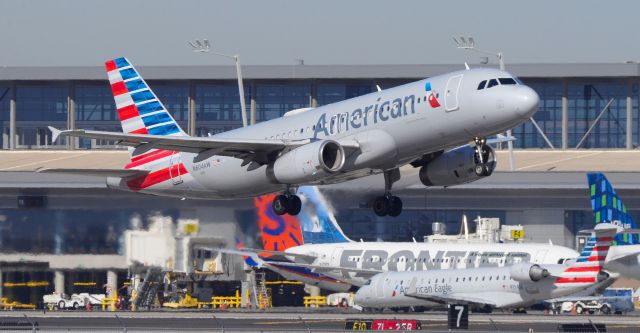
[313, 93, 417, 138]
[336, 249, 530, 277]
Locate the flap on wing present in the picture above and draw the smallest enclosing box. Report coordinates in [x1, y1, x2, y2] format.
[35, 168, 149, 178]
[218, 248, 317, 264]
[404, 291, 498, 307]
[268, 261, 382, 277]
[49, 127, 308, 158]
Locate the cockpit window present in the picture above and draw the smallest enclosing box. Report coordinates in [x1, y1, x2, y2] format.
[498, 78, 517, 85]
[487, 79, 499, 88]
[364, 279, 371, 286]
[477, 80, 487, 90]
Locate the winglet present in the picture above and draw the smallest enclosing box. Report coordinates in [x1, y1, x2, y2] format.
[48, 126, 62, 142]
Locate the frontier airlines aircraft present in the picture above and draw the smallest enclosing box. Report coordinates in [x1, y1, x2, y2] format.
[46, 57, 538, 216]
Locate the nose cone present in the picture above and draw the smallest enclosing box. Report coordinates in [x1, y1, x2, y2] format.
[354, 286, 370, 305]
[515, 86, 539, 118]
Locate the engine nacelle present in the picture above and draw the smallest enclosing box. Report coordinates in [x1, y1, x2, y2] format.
[419, 145, 496, 187]
[271, 140, 345, 184]
[510, 263, 550, 282]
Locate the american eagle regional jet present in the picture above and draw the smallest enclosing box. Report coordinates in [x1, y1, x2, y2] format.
[46, 57, 538, 216]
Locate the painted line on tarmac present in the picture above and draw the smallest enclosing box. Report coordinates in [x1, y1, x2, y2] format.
[255, 319, 343, 325]
[0, 152, 90, 171]
[515, 151, 603, 171]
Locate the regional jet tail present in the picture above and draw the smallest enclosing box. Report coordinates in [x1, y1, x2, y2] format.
[587, 172, 640, 279]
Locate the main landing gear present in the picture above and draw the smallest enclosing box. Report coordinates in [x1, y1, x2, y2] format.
[474, 137, 492, 177]
[373, 168, 403, 217]
[272, 191, 302, 216]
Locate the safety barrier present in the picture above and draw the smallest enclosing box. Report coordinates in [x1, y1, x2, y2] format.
[205, 290, 242, 309]
[0, 297, 36, 310]
[101, 291, 118, 311]
[303, 296, 327, 308]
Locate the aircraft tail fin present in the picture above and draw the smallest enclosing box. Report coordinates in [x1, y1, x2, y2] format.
[254, 186, 351, 254]
[558, 225, 616, 285]
[296, 186, 352, 244]
[105, 57, 187, 137]
[587, 172, 639, 245]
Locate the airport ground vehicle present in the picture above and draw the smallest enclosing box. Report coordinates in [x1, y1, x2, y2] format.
[43, 293, 105, 310]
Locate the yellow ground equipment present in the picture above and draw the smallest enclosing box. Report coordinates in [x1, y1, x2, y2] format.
[0, 298, 36, 310]
[303, 296, 327, 308]
[163, 294, 199, 309]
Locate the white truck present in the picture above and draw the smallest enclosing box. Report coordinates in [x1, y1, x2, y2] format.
[43, 293, 105, 310]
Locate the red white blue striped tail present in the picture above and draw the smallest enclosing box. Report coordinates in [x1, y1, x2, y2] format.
[556, 227, 616, 285]
[105, 57, 186, 137]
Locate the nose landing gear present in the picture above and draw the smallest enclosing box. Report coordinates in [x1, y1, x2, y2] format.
[474, 137, 493, 177]
[373, 168, 403, 217]
[272, 191, 302, 216]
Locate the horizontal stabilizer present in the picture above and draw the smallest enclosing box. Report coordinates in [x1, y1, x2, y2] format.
[36, 168, 150, 178]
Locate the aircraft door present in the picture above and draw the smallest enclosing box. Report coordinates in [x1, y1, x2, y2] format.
[444, 74, 463, 112]
[533, 250, 548, 264]
[169, 151, 184, 185]
[331, 247, 343, 266]
[376, 276, 386, 298]
[338, 113, 348, 133]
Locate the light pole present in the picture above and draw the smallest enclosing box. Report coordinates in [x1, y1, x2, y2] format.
[453, 36, 514, 170]
[189, 39, 248, 127]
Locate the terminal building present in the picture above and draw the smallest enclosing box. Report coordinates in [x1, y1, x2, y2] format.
[1, 63, 640, 305]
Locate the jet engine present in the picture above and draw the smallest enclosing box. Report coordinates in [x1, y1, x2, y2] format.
[418, 145, 496, 187]
[271, 140, 345, 184]
[509, 263, 550, 282]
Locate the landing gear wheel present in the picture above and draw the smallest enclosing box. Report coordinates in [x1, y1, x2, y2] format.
[388, 196, 403, 217]
[373, 196, 390, 217]
[272, 195, 290, 216]
[287, 195, 302, 216]
[272, 194, 302, 216]
[474, 164, 492, 177]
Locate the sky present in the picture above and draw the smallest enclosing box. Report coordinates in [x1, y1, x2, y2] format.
[0, 0, 639, 67]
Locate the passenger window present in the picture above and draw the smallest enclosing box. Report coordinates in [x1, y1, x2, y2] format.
[498, 78, 517, 85]
[487, 79, 499, 88]
[477, 80, 487, 90]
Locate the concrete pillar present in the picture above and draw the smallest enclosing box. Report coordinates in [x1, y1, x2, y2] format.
[67, 82, 76, 149]
[561, 79, 569, 150]
[306, 285, 321, 297]
[250, 81, 257, 125]
[188, 82, 196, 136]
[627, 79, 633, 149]
[54, 270, 65, 294]
[9, 82, 16, 150]
[107, 270, 117, 298]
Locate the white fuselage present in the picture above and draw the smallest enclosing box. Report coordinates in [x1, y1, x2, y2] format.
[284, 241, 579, 288]
[108, 68, 538, 199]
[355, 265, 601, 309]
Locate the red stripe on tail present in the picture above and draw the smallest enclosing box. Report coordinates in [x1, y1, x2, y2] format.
[105, 60, 117, 72]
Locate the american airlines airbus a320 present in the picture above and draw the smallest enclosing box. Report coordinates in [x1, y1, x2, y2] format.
[46, 57, 539, 216]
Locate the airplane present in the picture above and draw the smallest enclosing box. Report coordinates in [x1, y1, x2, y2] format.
[230, 186, 579, 291]
[587, 172, 640, 280]
[44, 57, 539, 217]
[354, 225, 618, 311]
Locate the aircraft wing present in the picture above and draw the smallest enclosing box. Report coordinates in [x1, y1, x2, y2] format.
[49, 127, 311, 164]
[267, 261, 383, 277]
[35, 168, 149, 178]
[404, 291, 498, 307]
[217, 248, 317, 263]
